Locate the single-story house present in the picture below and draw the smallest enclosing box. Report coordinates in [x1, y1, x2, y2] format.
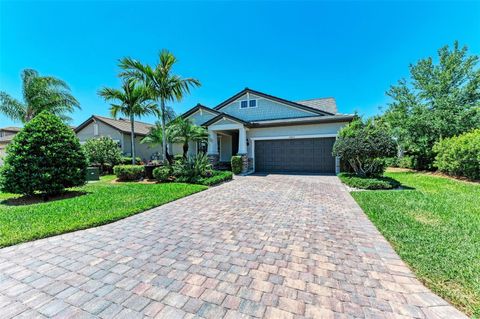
[0, 126, 22, 165]
[75, 115, 161, 161]
[180, 88, 355, 174]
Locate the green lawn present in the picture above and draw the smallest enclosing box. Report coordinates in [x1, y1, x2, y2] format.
[351, 171, 479, 317]
[0, 175, 206, 248]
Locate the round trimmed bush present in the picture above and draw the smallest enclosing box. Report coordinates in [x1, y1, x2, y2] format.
[0, 111, 88, 196]
[113, 165, 145, 181]
[153, 166, 172, 182]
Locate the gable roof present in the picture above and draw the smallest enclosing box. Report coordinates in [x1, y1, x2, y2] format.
[201, 113, 251, 127]
[0, 126, 21, 132]
[214, 88, 335, 116]
[75, 115, 154, 136]
[296, 97, 337, 114]
[181, 103, 221, 119]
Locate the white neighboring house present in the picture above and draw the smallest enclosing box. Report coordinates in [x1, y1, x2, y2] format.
[75, 115, 161, 161]
[177, 88, 355, 174]
[0, 127, 21, 165]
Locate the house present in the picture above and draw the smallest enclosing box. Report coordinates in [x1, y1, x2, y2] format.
[179, 88, 355, 174]
[0, 127, 22, 165]
[75, 115, 161, 161]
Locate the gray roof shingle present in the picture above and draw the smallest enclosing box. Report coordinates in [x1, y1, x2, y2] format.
[296, 97, 337, 114]
[75, 115, 154, 136]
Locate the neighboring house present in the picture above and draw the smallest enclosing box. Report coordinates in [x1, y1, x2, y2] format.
[179, 88, 355, 174]
[75, 115, 161, 161]
[0, 127, 21, 165]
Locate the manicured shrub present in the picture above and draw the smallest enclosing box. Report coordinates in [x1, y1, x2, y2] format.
[153, 166, 172, 182]
[338, 173, 400, 190]
[120, 156, 142, 165]
[0, 111, 87, 196]
[231, 156, 242, 174]
[333, 118, 396, 177]
[398, 156, 415, 169]
[433, 129, 480, 180]
[383, 157, 399, 167]
[83, 136, 122, 174]
[113, 165, 144, 181]
[197, 170, 233, 186]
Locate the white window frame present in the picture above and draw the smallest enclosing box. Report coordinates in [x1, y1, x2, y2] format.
[239, 92, 258, 109]
[239, 100, 248, 109]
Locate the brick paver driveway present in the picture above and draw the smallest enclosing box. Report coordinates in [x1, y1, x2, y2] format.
[0, 175, 466, 319]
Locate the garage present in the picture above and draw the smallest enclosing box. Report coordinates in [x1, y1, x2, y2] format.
[254, 137, 336, 173]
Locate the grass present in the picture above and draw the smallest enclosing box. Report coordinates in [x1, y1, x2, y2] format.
[350, 171, 479, 316]
[0, 175, 206, 248]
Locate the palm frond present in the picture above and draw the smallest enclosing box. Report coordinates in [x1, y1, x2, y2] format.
[0, 92, 26, 122]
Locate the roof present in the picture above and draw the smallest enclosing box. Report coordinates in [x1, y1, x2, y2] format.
[201, 113, 251, 127]
[0, 126, 21, 132]
[296, 98, 337, 114]
[214, 88, 335, 116]
[249, 114, 355, 127]
[75, 115, 154, 136]
[181, 103, 221, 119]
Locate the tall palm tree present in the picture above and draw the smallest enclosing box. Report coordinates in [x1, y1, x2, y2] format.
[167, 117, 208, 158]
[98, 79, 158, 164]
[119, 50, 200, 162]
[0, 69, 80, 123]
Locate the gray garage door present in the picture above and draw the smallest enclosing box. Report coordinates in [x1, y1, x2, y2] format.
[255, 138, 336, 173]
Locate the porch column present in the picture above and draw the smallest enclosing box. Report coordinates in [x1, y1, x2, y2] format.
[238, 126, 247, 155]
[207, 130, 218, 155]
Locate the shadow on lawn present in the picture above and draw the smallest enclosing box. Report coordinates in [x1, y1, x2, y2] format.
[1, 191, 89, 206]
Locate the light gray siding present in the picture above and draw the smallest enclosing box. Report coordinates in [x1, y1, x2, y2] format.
[187, 110, 217, 125]
[122, 134, 162, 161]
[76, 121, 123, 144]
[220, 93, 317, 122]
[219, 135, 232, 162]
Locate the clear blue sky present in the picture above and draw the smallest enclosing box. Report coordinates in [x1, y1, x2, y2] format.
[1, 1, 479, 128]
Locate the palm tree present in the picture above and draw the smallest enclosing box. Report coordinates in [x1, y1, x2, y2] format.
[119, 50, 200, 162]
[167, 117, 208, 158]
[0, 69, 80, 123]
[98, 79, 158, 164]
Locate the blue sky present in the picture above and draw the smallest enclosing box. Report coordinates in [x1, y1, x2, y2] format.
[1, 1, 479, 127]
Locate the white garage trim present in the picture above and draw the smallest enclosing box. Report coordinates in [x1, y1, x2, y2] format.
[250, 134, 339, 174]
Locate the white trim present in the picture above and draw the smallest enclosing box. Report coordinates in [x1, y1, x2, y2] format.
[251, 133, 338, 172]
[184, 108, 219, 120]
[208, 123, 244, 131]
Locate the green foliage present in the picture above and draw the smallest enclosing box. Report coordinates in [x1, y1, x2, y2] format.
[196, 170, 233, 186]
[333, 118, 396, 177]
[0, 69, 80, 123]
[338, 173, 400, 190]
[231, 156, 243, 174]
[167, 117, 208, 157]
[351, 172, 480, 316]
[113, 165, 145, 181]
[0, 111, 87, 196]
[383, 157, 399, 167]
[120, 156, 142, 165]
[0, 175, 206, 247]
[433, 129, 480, 179]
[171, 153, 212, 183]
[398, 155, 415, 169]
[383, 42, 480, 170]
[153, 166, 172, 182]
[83, 137, 122, 174]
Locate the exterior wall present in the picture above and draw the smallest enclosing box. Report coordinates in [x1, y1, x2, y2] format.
[246, 122, 347, 158]
[219, 135, 232, 162]
[122, 134, 162, 161]
[219, 93, 317, 122]
[187, 109, 217, 125]
[0, 144, 6, 166]
[76, 121, 123, 145]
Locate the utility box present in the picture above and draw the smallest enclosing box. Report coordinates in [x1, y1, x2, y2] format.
[86, 167, 100, 181]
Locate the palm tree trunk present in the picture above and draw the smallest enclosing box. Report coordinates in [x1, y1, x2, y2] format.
[183, 142, 188, 158]
[130, 114, 136, 165]
[160, 99, 167, 163]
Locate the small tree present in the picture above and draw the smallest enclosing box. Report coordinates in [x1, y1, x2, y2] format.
[168, 118, 208, 158]
[0, 111, 87, 196]
[333, 118, 396, 177]
[83, 137, 122, 174]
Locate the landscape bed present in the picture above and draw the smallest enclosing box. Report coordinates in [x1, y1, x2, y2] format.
[350, 171, 479, 316]
[0, 175, 206, 247]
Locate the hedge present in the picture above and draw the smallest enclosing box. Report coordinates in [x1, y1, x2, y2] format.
[338, 173, 401, 190]
[196, 170, 233, 186]
[231, 156, 242, 174]
[433, 129, 480, 180]
[153, 166, 172, 182]
[113, 165, 145, 181]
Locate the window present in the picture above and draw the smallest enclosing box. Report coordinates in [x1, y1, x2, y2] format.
[249, 99, 257, 107]
[240, 100, 248, 108]
[197, 141, 207, 154]
[240, 99, 257, 108]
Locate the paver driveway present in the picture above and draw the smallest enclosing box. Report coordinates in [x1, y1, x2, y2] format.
[0, 174, 466, 319]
